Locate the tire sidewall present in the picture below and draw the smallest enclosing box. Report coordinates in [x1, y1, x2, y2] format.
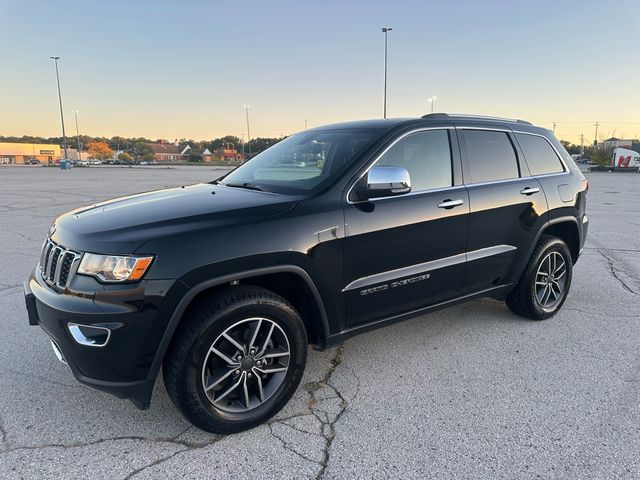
[525, 238, 573, 319]
[179, 296, 307, 431]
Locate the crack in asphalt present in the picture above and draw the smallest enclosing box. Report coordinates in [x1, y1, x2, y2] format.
[597, 249, 638, 295]
[562, 307, 640, 318]
[0, 415, 7, 453]
[122, 427, 224, 480]
[262, 345, 349, 479]
[0, 432, 220, 455]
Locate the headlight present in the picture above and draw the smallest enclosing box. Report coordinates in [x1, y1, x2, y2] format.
[77, 253, 154, 282]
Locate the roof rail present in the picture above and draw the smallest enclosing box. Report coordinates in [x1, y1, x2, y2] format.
[421, 113, 532, 125]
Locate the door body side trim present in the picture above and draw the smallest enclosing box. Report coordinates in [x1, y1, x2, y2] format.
[343, 244, 516, 292]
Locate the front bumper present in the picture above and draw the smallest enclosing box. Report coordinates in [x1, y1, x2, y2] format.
[25, 268, 183, 409]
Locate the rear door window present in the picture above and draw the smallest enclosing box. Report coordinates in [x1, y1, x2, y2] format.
[462, 130, 519, 183]
[515, 133, 565, 175]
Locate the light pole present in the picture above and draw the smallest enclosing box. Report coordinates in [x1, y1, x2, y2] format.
[428, 96, 437, 113]
[243, 105, 252, 158]
[305, 119, 308, 130]
[50, 56, 68, 160]
[381, 27, 392, 118]
[74, 110, 81, 160]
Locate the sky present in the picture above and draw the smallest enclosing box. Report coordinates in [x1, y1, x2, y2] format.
[1, 0, 639, 144]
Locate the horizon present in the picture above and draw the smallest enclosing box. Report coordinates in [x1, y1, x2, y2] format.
[2, 0, 639, 145]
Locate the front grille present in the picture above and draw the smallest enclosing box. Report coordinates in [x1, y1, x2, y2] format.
[40, 238, 80, 289]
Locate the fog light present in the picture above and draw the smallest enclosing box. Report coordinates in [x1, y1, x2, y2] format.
[68, 323, 111, 347]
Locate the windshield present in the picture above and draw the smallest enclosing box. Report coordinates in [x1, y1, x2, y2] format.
[219, 129, 379, 194]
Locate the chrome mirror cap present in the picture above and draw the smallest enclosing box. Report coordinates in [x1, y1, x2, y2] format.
[361, 166, 411, 199]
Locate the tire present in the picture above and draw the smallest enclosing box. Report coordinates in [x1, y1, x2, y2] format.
[163, 286, 307, 433]
[506, 235, 573, 320]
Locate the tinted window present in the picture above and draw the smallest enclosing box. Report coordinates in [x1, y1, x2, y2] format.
[463, 130, 519, 183]
[376, 130, 452, 191]
[516, 133, 565, 175]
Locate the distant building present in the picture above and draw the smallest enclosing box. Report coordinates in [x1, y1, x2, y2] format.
[601, 137, 634, 150]
[210, 147, 244, 162]
[0, 142, 61, 164]
[145, 142, 244, 162]
[145, 142, 187, 161]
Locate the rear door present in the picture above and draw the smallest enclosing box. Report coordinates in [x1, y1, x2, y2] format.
[458, 126, 548, 293]
[343, 127, 469, 327]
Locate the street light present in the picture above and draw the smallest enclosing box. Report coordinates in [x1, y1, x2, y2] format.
[50, 56, 68, 160]
[381, 27, 392, 119]
[428, 96, 437, 113]
[74, 110, 81, 160]
[243, 105, 252, 158]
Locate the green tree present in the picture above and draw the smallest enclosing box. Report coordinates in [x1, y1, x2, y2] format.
[142, 152, 155, 162]
[246, 137, 284, 156]
[591, 146, 614, 167]
[560, 140, 581, 155]
[118, 152, 133, 163]
[188, 153, 202, 162]
[133, 142, 153, 160]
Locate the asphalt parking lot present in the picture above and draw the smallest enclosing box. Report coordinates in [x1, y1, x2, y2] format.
[0, 165, 638, 479]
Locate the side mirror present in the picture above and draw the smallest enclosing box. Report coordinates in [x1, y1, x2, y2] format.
[357, 166, 411, 200]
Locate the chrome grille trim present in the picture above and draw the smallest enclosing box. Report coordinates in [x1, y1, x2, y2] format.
[39, 238, 81, 289]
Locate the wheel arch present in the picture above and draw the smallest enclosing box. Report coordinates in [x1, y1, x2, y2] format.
[543, 216, 581, 262]
[140, 265, 331, 408]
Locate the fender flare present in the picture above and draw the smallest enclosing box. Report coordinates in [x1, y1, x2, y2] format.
[139, 265, 331, 408]
[514, 215, 580, 285]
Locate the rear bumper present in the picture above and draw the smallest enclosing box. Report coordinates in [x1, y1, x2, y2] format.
[25, 268, 181, 409]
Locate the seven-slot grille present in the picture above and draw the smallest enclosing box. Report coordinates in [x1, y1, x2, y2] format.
[40, 238, 80, 289]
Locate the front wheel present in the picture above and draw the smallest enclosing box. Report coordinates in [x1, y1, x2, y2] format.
[163, 286, 307, 433]
[506, 235, 573, 320]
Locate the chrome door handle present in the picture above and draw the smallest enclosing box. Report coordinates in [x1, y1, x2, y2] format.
[520, 187, 540, 195]
[437, 199, 464, 209]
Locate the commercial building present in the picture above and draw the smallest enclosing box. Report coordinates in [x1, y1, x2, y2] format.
[0, 142, 61, 164]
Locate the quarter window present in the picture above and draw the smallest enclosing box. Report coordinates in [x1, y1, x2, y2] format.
[376, 130, 452, 192]
[463, 130, 519, 183]
[516, 133, 565, 175]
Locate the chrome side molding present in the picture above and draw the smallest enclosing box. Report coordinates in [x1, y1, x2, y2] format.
[343, 244, 517, 292]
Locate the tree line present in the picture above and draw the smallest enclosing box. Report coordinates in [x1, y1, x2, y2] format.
[0, 134, 285, 161]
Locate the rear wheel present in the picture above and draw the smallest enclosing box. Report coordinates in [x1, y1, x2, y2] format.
[506, 235, 573, 320]
[163, 286, 307, 433]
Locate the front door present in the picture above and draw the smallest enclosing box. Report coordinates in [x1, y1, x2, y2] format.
[343, 128, 469, 327]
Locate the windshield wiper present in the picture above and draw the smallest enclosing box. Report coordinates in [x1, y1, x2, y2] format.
[222, 182, 271, 193]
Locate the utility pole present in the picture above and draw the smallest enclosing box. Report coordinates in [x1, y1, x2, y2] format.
[305, 119, 308, 130]
[593, 122, 600, 146]
[50, 56, 68, 160]
[243, 105, 252, 158]
[580, 133, 585, 155]
[74, 110, 81, 160]
[381, 27, 392, 118]
[553, 122, 556, 134]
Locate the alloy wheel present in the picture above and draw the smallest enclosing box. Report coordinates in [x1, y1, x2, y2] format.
[534, 251, 567, 309]
[201, 317, 290, 413]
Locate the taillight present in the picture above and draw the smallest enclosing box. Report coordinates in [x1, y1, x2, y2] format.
[581, 178, 589, 192]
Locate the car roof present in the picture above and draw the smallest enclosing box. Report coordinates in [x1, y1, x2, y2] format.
[307, 114, 550, 136]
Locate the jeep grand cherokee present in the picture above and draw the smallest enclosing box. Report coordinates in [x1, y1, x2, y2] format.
[24, 113, 588, 433]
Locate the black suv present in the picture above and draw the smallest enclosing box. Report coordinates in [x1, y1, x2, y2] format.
[24, 114, 588, 433]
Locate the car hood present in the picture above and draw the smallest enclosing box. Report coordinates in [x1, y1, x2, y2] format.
[51, 183, 297, 254]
